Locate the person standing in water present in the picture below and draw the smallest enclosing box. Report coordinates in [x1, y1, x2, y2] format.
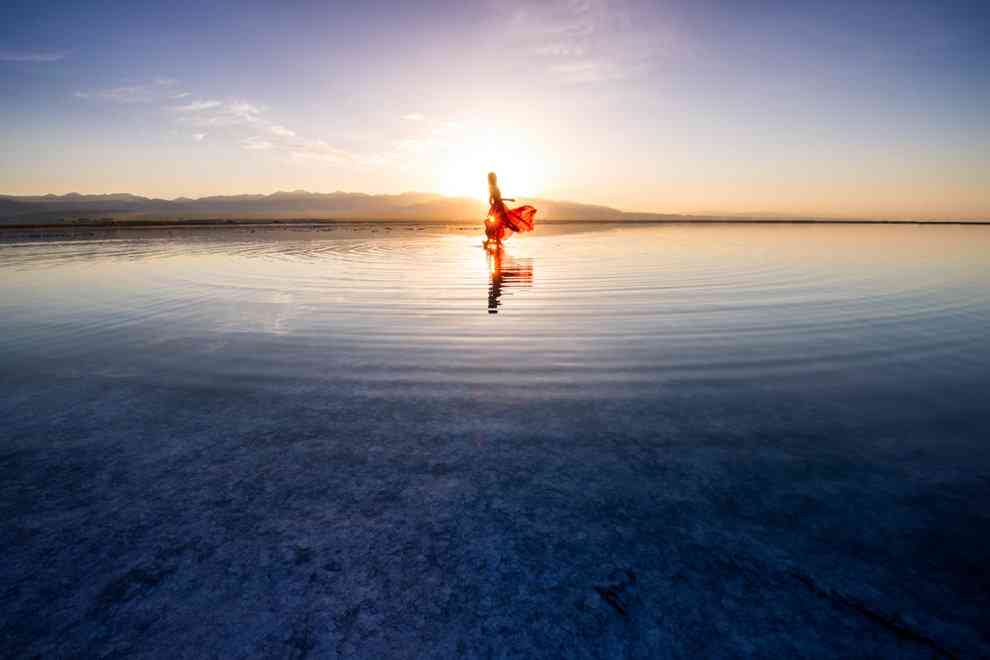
[484, 172, 537, 246]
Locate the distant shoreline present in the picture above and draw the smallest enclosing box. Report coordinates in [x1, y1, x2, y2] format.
[4, 191, 986, 226]
[1, 217, 988, 232]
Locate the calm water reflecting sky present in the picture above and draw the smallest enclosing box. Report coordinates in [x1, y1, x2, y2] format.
[2, 223, 990, 656]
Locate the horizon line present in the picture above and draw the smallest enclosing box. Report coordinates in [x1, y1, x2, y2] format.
[3, 189, 987, 223]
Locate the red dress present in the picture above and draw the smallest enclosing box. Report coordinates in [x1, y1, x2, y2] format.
[485, 189, 537, 242]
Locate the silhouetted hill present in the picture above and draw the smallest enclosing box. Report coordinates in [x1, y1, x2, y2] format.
[0, 190, 677, 224]
[3, 191, 978, 226]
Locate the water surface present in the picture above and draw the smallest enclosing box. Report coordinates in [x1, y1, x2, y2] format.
[2, 223, 989, 657]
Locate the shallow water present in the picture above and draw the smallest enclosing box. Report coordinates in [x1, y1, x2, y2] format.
[2, 223, 989, 657]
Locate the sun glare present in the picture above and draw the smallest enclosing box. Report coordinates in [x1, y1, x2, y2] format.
[436, 127, 545, 201]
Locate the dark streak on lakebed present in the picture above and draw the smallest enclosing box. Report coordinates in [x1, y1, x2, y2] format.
[1, 223, 989, 657]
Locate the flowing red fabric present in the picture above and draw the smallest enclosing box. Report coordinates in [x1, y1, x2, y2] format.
[485, 203, 537, 241]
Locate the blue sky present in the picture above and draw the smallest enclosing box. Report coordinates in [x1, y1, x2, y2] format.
[1, 0, 988, 218]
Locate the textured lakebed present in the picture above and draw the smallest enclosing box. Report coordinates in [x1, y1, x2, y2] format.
[2, 223, 989, 657]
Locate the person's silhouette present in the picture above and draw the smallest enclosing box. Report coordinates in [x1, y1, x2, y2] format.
[484, 172, 537, 246]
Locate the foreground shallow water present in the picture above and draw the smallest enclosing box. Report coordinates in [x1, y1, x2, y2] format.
[2, 223, 989, 657]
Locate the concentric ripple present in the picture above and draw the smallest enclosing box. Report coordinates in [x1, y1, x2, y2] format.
[1, 223, 988, 397]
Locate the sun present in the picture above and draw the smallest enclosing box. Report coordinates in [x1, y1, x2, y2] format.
[435, 127, 545, 201]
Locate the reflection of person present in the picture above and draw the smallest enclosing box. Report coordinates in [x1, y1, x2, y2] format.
[484, 172, 537, 245]
[487, 247, 534, 314]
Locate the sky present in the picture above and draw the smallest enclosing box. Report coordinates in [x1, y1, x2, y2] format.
[0, 0, 988, 219]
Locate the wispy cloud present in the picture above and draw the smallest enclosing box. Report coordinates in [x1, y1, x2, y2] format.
[495, 0, 668, 85]
[75, 78, 178, 103]
[80, 75, 361, 166]
[0, 50, 67, 62]
[174, 99, 222, 112]
[402, 113, 425, 121]
[170, 97, 287, 142]
[288, 139, 353, 164]
[171, 99, 349, 161]
[241, 136, 273, 151]
[171, 100, 263, 127]
[228, 102, 261, 123]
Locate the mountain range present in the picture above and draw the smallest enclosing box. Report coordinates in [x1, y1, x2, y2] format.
[0, 190, 679, 225]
